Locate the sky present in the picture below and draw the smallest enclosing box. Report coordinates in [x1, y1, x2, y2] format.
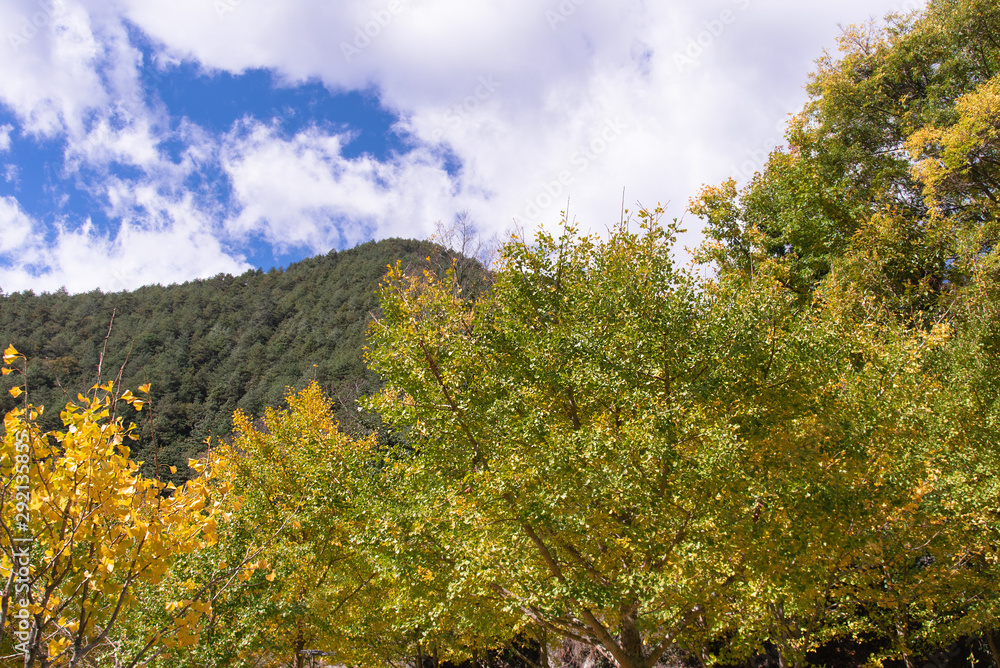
[0, 0, 925, 294]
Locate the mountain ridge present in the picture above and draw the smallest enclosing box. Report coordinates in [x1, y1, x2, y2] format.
[0, 237, 481, 481]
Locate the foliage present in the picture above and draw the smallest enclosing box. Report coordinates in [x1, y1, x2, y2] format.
[365, 207, 1000, 668]
[1, 2, 999, 666]
[690, 0, 1000, 313]
[0, 346, 233, 667]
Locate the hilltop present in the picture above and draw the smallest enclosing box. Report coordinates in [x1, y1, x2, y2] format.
[0, 237, 485, 480]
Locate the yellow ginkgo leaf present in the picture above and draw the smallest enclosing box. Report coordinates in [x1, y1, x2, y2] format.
[265, 571, 276, 582]
[138, 383, 151, 394]
[9, 386, 23, 398]
[2, 367, 11, 375]
[3, 344, 19, 363]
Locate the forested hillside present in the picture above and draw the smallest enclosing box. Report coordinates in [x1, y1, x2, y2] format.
[0, 238, 482, 479]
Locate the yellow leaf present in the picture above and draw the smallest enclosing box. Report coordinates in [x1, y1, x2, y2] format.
[9, 386, 23, 398]
[1, 367, 11, 375]
[169, 465, 178, 474]
[265, 571, 276, 582]
[139, 383, 151, 394]
[48, 638, 70, 656]
[3, 344, 19, 363]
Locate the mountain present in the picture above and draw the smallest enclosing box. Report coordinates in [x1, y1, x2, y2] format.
[0, 237, 485, 482]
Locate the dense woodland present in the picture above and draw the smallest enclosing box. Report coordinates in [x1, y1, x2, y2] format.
[0, 237, 484, 481]
[3, 0, 1000, 667]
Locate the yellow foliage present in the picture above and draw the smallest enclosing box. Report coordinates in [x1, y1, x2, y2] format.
[0, 356, 235, 667]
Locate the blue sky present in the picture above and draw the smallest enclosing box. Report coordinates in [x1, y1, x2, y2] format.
[0, 0, 923, 294]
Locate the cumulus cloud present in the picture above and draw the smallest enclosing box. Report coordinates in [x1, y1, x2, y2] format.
[221, 122, 458, 250]
[0, 0, 120, 138]
[0, 198, 250, 295]
[0, 196, 33, 256]
[113, 0, 917, 233]
[0, 0, 925, 293]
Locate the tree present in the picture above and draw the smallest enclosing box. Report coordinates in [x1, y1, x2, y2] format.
[142, 382, 520, 668]
[368, 212, 741, 668]
[0, 346, 233, 667]
[366, 206, 1000, 668]
[690, 0, 1000, 313]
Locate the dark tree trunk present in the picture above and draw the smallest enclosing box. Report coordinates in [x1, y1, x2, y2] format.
[986, 629, 1000, 668]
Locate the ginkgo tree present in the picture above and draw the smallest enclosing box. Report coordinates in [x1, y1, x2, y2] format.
[365, 209, 999, 668]
[0, 345, 234, 668]
[162, 382, 386, 668]
[119, 380, 524, 668]
[366, 212, 776, 668]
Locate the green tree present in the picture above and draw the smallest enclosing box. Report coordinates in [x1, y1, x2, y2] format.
[366, 208, 1000, 668]
[134, 382, 519, 668]
[691, 0, 1000, 313]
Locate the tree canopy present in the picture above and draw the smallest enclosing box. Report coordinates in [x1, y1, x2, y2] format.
[0, 238, 474, 482]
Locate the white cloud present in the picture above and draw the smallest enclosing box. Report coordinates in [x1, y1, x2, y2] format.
[114, 0, 920, 235]
[0, 0, 928, 292]
[0, 125, 12, 152]
[221, 122, 458, 251]
[0, 0, 117, 138]
[0, 201, 250, 295]
[0, 196, 33, 256]
[0, 1, 252, 293]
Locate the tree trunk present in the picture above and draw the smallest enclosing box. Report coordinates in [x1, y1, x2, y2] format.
[293, 628, 305, 668]
[621, 622, 644, 666]
[985, 629, 1000, 668]
[617, 608, 646, 668]
[896, 616, 915, 668]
